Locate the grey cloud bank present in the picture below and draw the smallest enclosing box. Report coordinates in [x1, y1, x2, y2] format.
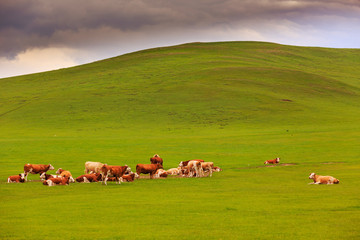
[1, 0, 360, 78]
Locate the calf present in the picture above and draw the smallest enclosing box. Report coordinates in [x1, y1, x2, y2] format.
[308, 173, 340, 184]
[84, 161, 105, 174]
[76, 173, 102, 183]
[40, 172, 60, 182]
[7, 173, 25, 183]
[101, 164, 131, 185]
[264, 158, 280, 164]
[43, 176, 70, 186]
[136, 163, 163, 179]
[150, 154, 163, 167]
[24, 164, 54, 181]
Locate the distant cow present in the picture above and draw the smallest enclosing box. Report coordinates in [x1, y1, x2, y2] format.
[136, 163, 163, 179]
[308, 173, 340, 184]
[201, 162, 214, 177]
[150, 154, 163, 167]
[166, 167, 181, 175]
[24, 164, 54, 181]
[84, 161, 105, 174]
[183, 160, 202, 177]
[154, 169, 168, 178]
[120, 172, 138, 182]
[56, 168, 75, 183]
[40, 172, 60, 182]
[213, 166, 223, 172]
[7, 173, 25, 183]
[264, 158, 280, 164]
[43, 176, 70, 186]
[101, 164, 131, 185]
[178, 159, 204, 168]
[76, 173, 102, 183]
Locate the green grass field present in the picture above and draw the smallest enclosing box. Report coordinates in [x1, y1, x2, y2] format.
[0, 41, 359, 239]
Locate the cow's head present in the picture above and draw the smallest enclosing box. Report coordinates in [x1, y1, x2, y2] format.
[309, 173, 316, 179]
[19, 173, 25, 180]
[40, 172, 46, 181]
[178, 162, 184, 168]
[49, 164, 55, 170]
[276, 158, 280, 163]
[56, 168, 63, 174]
[125, 165, 131, 174]
[69, 176, 75, 183]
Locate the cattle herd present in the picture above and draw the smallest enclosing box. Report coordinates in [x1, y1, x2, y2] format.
[7, 155, 340, 186]
[7, 154, 223, 186]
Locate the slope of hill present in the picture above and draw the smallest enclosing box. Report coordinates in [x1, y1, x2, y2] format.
[1, 41, 360, 137]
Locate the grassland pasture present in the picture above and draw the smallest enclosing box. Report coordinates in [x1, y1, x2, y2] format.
[0, 42, 359, 239]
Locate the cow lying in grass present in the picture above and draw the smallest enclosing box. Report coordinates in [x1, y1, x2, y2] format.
[120, 172, 138, 182]
[8, 173, 25, 183]
[264, 158, 280, 164]
[56, 168, 75, 183]
[76, 173, 102, 183]
[308, 173, 340, 184]
[40, 172, 60, 182]
[43, 176, 70, 186]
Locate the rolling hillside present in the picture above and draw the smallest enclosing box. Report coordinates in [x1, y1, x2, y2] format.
[1, 42, 360, 240]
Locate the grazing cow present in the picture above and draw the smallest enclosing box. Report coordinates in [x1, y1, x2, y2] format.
[136, 163, 163, 179]
[308, 173, 340, 184]
[56, 168, 75, 183]
[101, 164, 131, 185]
[166, 167, 181, 175]
[154, 169, 168, 178]
[178, 159, 204, 168]
[40, 172, 60, 182]
[76, 173, 102, 183]
[84, 161, 105, 174]
[264, 158, 280, 164]
[213, 166, 223, 172]
[150, 154, 163, 167]
[43, 176, 70, 186]
[201, 162, 214, 177]
[7, 173, 25, 183]
[23, 164, 54, 181]
[120, 172, 138, 182]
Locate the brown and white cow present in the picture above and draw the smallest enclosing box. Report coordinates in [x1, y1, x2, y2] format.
[150, 154, 163, 167]
[120, 172, 138, 182]
[213, 166, 223, 172]
[136, 163, 163, 179]
[308, 173, 340, 184]
[43, 176, 70, 186]
[56, 168, 75, 183]
[154, 169, 168, 178]
[178, 159, 204, 168]
[101, 164, 131, 185]
[24, 164, 54, 181]
[40, 172, 60, 182]
[201, 162, 214, 177]
[84, 161, 105, 174]
[7, 173, 25, 183]
[264, 158, 280, 164]
[182, 160, 203, 178]
[76, 173, 102, 183]
[166, 167, 181, 176]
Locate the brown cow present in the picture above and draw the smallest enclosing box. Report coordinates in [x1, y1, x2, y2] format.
[7, 173, 25, 183]
[56, 168, 75, 183]
[183, 160, 203, 177]
[40, 172, 60, 182]
[24, 164, 54, 181]
[150, 154, 163, 167]
[264, 158, 280, 164]
[101, 164, 131, 185]
[76, 173, 102, 183]
[154, 169, 168, 178]
[201, 162, 214, 177]
[43, 176, 70, 186]
[308, 173, 340, 184]
[136, 163, 163, 179]
[120, 172, 138, 182]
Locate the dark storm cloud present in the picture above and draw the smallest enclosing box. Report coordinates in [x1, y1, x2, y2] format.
[1, 0, 360, 58]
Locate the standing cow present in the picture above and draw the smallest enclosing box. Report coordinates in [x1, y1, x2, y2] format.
[136, 163, 163, 179]
[101, 164, 131, 185]
[84, 161, 105, 174]
[24, 164, 54, 181]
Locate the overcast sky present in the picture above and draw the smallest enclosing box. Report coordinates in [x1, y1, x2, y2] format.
[1, 0, 360, 78]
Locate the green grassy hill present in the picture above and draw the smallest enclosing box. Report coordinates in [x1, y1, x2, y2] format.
[1, 42, 359, 239]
